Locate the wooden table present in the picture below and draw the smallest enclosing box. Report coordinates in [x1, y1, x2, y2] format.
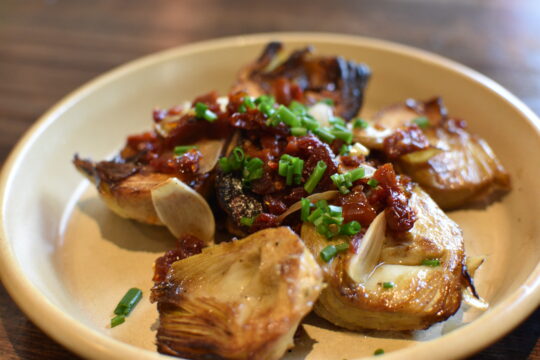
[0, 0, 538, 359]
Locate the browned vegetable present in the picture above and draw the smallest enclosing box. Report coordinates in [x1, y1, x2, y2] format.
[233, 41, 371, 120]
[354, 97, 511, 209]
[302, 185, 465, 331]
[151, 227, 323, 360]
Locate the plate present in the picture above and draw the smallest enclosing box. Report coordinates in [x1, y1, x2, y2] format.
[1, 33, 539, 360]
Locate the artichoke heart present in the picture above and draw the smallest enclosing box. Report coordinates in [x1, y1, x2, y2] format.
[302, 185, 467, 331]
[151, 227, 323, 360]
[353, 98, 510, 209]
[73, 137, 225, 226]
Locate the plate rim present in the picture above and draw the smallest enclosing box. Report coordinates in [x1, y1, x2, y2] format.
[1, 31, 539, 360]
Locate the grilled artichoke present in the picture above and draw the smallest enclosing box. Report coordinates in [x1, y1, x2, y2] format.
[302, 185, 466, 331]
[151, 227, 323, 359]
[233, 41, 371, 120]
[353, 98, 511, 209]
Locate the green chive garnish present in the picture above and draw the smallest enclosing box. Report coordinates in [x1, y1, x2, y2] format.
[173, 145, 198, 156]
[242, 97, 256, 109]
[367, 178, 379, 188]
[320, 245, 338, 262]
[238, 104, 247, 113]
[278, 154, 304, 186]
[340, 144, 350, 156]
[270, 105, 301, 127]
[422, 258, 441, 267]
[301, 198, 311, 221]
[300, 115, 320, 131]
[331, 129, 353, 144]
[313, 128, 336, 144]
[321, 98, 334, 106]
[335, 242, 349, 252]
[382, 281, 395, 289]
[289, 101, 307, 115]
[413, 116, 429, 129]
[353, 118, 369, 129]
[291, 127, 307, 136]
[111, 315, 125, 328]
[240, 216, 254, 227]
[304, 161, 327, 194]
[340, 221, 361, 235]
[374, 348, 385, 356]
[242, 157, 263, 183]
[194, 102, 218, 122]
[331, 167, 366, 194]
[320, 242, 349, 262]
[114, 288, 142, 316]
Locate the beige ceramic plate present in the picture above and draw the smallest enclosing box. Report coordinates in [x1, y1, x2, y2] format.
[1, 33, 539, 360]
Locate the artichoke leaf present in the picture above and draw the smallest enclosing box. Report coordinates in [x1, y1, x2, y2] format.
[152, 227, 323, 360]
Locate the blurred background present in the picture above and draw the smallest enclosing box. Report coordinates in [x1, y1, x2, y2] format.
[0, 0, 539, 359]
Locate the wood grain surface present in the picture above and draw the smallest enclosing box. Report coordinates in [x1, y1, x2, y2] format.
[0, 0, 539, 359]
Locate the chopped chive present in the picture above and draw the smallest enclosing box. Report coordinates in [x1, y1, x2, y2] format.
[367, 178, 379, 188]
[271, 105, 300, 127]
[291, 127, 307, 136]
[173, 145, 198, 156]
[194, 102, 218, 122]
[422, 258, 441, 267]
[304, 161, 327, 194]
[331, 167, 366, 194]
[307, 208, 324, 223]
[316, 199, 329, 212]
[335, 242, 349, 252]
[240, 216, 254, 227]
[233, 147, 245, 163]
[340, 221, 361, 235]
[242, 97, 256, 109]
[329, 116, 346, 126]
[374, 348, 385, 356]
[321, 98, 334, 106]
[320, 245, 338, 262]
[301, 115, 320, 131]
[259, 102, 275, 117]
[339, 144, 350, 156]
[219, 157, 232, 172]
[382, 281, 395, 289]
[313, 128, 336, 143]
[349, 167, 366, 181]
[331, 173, 350, 194]
[413, 116, 430, 129]
[194, 102, 208, 116]
[111, 315, 125, 328]
[289, 101, 307, 115]
[113, 288, 142, 316]
[301, 198, 311, 221]
[278, 154, 304, 185]
[353, 118, 369, 129]
[255, 94, 275, 105]
[331, 130, 353, 144]
[242, 157, 264, 183]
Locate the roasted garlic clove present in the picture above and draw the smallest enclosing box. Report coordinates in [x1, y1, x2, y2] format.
[151, 178, 215, 245]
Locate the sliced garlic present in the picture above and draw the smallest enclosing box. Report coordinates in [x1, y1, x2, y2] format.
[346, 211, 387, 283]
[151, 177, 215, 245]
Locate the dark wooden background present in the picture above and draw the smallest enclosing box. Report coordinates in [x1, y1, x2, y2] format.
[0, 0, 539, 359]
